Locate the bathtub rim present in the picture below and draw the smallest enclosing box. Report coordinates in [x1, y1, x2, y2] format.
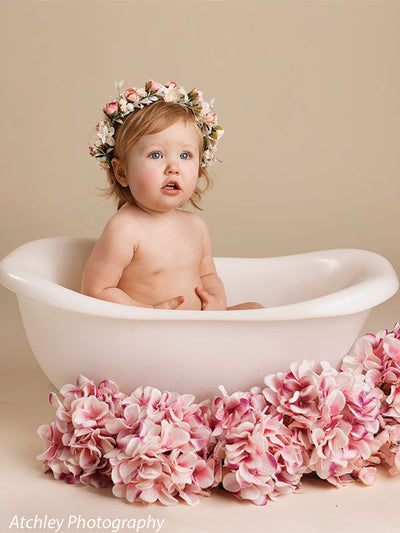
[0, 236, 398, 322]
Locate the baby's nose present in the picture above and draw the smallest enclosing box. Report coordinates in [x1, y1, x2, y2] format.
[165, 159, 180, 173]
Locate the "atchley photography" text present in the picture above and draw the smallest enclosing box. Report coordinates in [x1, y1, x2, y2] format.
[9, 514, 165, 533]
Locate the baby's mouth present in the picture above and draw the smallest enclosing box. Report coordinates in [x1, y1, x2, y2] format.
[162, 181, 180, 190]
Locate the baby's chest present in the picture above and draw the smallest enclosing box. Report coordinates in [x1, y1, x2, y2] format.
[132, 226, 202, 274]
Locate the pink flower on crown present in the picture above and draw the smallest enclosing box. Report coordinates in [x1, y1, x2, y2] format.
[103, 102, 119, 116]
[205, 113, 217, 126]
[165, 81, 177, 89]
[192, 89, 205, 103]
[125, 88, 139, 103]
[148, 79, 161, 92]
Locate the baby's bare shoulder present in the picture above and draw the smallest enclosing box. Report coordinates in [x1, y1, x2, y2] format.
[107, 204, 139, 227]
[178, 210, 208, 231]
[180, 211, 211, 244]
[100, 205, 140, 246]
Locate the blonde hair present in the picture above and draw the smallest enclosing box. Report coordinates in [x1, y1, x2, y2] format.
[100, 100, 213, 210]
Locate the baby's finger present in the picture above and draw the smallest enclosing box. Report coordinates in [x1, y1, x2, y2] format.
[154, 296, 184, 309]
[195, 287, 209, 303]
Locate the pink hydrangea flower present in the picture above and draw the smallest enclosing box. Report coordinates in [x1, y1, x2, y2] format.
[210, 386, 307, 505]
[37, 376, 126, 488]
[106, 386, 214, 505]
[263, 361, 384, 486]
[341, 323, 400, 473]
[263, 360, 323, 430]
[342, 322, 400, 388]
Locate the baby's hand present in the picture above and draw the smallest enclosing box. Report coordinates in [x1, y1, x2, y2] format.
[152, 296, 185, 310]
[195, 287, 226, 311]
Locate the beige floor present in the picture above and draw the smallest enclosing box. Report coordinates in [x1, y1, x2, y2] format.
[1, 288, 399, 533]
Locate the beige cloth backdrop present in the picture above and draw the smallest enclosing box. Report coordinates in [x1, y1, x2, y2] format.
[1, 1, 399, 271]
[1, 2, 399, 533]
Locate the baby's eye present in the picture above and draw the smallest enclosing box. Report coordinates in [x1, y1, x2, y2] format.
[180, 152, 191, 160]
[149, 151, 162, 159]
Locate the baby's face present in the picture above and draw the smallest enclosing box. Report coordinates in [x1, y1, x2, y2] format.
[120, 121, 201, 215]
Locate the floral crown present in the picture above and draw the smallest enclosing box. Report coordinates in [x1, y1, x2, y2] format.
[89, 79, 224, 171]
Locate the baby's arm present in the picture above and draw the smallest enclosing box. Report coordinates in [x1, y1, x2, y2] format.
[81, 216, 183, 309]
[81, 216, 149, 306]
[195, 216, 227, 311]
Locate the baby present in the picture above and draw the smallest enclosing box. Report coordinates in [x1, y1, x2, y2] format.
[82, 79, 264, 311]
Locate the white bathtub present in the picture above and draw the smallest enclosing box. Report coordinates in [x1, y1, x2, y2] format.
[0, 237, 398, 399]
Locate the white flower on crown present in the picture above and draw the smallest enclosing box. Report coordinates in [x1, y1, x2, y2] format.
[96, 120, 107, 132]
[199, 102, 210, 117]
[119, 101, 128, 114]
[203, 150, 213, 161]
[163, 88, 178, 103]
[97, 123, 115, 146]
[119, 100, 134, 115]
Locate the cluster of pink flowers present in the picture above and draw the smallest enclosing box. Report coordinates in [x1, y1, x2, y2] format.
[37, 375, 125, 488]
[209, 386, 307, 505]
[264, 360, 385, 487]
[341, 322, 400, 476]
[106, 387, 215, 505]
[37, 323, 400, 505]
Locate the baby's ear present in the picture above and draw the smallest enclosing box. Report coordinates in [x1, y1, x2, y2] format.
[111, 158, 128, 187]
